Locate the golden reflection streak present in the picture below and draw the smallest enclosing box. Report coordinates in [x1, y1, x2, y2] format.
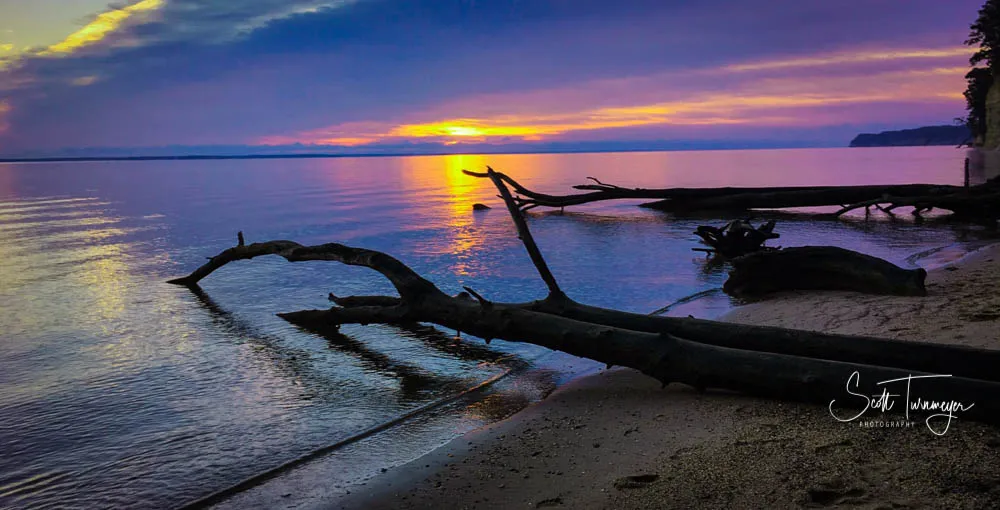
[0, 198, 106, 213]
[41, 0, 164, 55]
[0, 216, 121, 234]
[398, 155, 491, 275]
[0, 200, 157, 371]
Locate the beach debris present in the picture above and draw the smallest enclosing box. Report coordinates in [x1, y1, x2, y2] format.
[168, 167, 1000, 429]
[723, 246, 928, 298]
[693, 219, 779, 258]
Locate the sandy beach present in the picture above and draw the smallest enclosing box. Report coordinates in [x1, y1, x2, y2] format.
[336, 244, 1000, 510]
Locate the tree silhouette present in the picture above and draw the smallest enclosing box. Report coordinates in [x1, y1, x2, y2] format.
[964, 67, 994, 141]
[964, 0, 1000, 141]
[968, 0, 1000, 70]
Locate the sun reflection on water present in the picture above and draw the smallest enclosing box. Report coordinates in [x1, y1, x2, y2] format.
[398, 154, 493, 276]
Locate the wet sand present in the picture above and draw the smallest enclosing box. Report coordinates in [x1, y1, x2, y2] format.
[334, 244, 1000, 510]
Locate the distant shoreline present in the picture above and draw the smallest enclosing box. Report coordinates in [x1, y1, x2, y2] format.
[0, 144, 962, 164]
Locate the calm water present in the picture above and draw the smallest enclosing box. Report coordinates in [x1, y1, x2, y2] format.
[0, 147, 995, 509]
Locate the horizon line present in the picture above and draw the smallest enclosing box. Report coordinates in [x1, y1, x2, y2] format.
[0, 143, 914, 164]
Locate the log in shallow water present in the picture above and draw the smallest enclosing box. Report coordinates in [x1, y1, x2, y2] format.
[464, 169, 1000, 220]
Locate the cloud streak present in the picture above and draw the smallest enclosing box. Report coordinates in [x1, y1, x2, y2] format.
[40, 0, 165, 55]
[724, 46, 972, 72]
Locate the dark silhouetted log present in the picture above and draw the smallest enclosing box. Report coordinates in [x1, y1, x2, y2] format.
[522, 299, 1000, 382]
[460, 168, 1000, 221]
[641, 185, 960, 213]
[723, 246, 927, 298]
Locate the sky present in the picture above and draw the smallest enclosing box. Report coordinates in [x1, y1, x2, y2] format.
[0, 0, 988, 156]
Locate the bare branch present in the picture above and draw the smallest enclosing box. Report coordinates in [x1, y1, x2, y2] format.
[462, 286, 492, 308]
[481, 167, 566, 299]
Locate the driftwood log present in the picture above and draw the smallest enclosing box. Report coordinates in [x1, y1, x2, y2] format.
[694, 219, 779, 257]
[168, 168, 1000, 426]
[724, 246, 928, 298]
[481, 169, 1000, 221]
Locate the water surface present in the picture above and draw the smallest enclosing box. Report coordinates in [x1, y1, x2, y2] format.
[0, 147, 993, 509]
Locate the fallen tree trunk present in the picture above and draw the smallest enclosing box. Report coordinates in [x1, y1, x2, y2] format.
[167, 169, 1000, 425]
[522, 298, 1000, 382]
[640, 185, 990, 215]
[723, 246, 928, 297]
[464, 168, 1000, 221]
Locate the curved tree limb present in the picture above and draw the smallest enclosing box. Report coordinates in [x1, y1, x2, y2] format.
[167, 235, 441, 301]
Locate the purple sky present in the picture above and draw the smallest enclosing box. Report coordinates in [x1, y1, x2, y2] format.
[0, 0, 986, 155]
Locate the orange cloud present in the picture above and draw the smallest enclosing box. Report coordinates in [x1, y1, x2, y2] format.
[41, 0, 164, 56]
[261, 47, 970, 147]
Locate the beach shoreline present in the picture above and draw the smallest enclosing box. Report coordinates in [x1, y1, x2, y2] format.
[328, 243, 1000, 509]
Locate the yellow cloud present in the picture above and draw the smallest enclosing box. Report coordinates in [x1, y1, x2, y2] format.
[42, 0, 164, 55]
[727, 47, 972, 72]
[0, 43, 14, 53]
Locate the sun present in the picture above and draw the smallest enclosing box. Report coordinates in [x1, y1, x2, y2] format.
[443, 126, 484, 137]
